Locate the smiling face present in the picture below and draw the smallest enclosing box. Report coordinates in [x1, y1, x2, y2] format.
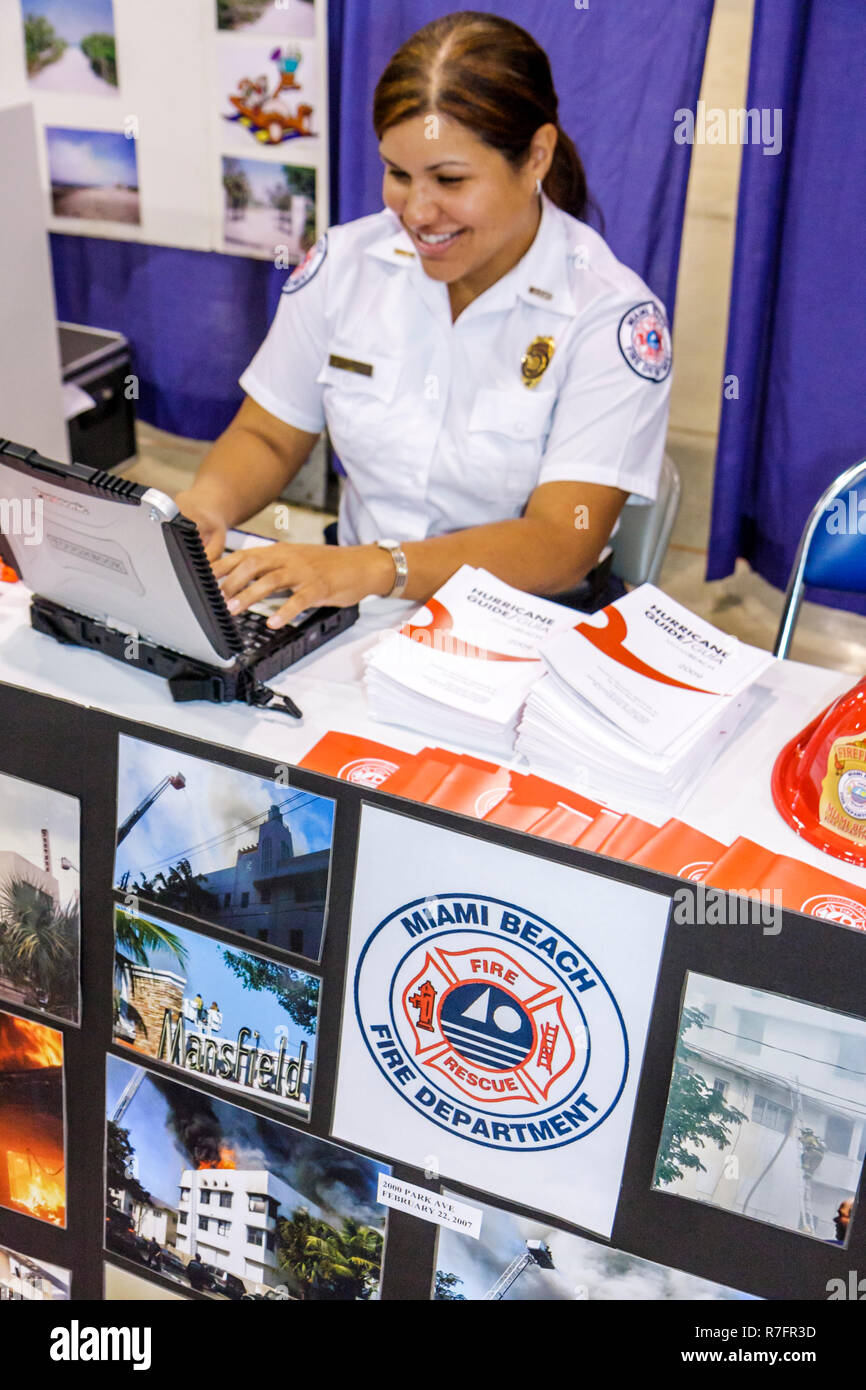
[379, 114, 555, 304]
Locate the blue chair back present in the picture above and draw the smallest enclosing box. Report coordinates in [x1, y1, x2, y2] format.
[805, 488, 866, 591]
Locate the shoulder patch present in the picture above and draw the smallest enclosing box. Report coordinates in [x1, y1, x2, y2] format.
[282, 233, 328, 295]
[617, 300, 672, 382]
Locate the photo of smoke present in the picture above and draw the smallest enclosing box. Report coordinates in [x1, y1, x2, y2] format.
[112, 905, 320, 1116]
[0, 1242, 70, 1300]
[105, 1056, 389, 1300]
[434, 1190, 758, 1301]
[114, 735, 336, 962]
[0, 1008, 66, 1228]
[0, 770, 81, 1025]
[653, 973, 866, 1244]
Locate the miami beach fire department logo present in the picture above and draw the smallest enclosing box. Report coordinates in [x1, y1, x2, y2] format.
[354, 893, 629, 1152]
[618, 300, 672, 382]
[337, 757, 399, 789]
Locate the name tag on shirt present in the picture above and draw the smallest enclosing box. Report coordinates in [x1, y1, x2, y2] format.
[328, 353, 374, 377]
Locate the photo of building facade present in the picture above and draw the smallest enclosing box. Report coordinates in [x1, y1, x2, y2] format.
[176, 1166, 321, 1289]
[0, 1243, 70, 1300]
[654, 974, 866, 1241]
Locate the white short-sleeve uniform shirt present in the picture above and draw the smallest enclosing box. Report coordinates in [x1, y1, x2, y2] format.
[239, 194, 672, 547]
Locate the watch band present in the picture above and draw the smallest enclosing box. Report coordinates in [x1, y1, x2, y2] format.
[376, 539, 409, 599]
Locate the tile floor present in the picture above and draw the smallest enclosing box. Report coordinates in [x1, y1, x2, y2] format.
[119, 0, 866, 680]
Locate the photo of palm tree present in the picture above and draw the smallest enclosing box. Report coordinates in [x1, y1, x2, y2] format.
[0, 771, 80, 1025]
[106, 1057, 389, 1299]
[22, 0, 119, 94]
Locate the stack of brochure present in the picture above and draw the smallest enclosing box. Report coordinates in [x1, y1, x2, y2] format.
[363, 566, 576, 759]
[516, 585, 774, 817]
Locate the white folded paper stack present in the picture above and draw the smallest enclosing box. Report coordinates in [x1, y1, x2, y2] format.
[517, 584, 775, 817]
[363, 566, 577, 759]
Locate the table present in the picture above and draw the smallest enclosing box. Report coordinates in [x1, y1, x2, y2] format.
[1, 576, 862, 889]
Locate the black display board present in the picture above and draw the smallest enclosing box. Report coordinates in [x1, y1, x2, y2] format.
[2, 678, 865, 1305]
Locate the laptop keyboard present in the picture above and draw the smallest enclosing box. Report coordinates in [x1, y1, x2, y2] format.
[233, 609, 276, 653]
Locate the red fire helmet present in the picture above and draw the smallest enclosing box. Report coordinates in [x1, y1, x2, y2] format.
[772, 677, 866, 867]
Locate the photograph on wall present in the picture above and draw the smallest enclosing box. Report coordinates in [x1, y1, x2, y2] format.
[0, 1243, 70, 1301]
[433, 1189, 758, 1302]
[46, 126, 140, 226]
[222, 155, 315, 259]
[106, 1056, 389, 1300]
[0, 1008, 66, 1228]
[113, 905, 320, 1116]
[0, 770, 80, 1025]
[104, 1262, 187, 1301]
[332, 804, 671, 1237]
[219, 38, 318, 150]
[216, 0, 315, 41]
[653, 973, 866, 1245]
[114, 735, 335, 962]
[22, 0, 119, 94]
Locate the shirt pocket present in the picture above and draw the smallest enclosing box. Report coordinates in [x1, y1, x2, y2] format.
[466, 387, 555, 502]
[316, 346, 403, 462]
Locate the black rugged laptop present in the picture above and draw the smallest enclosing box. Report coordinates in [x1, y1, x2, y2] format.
[0, 440, 358, 716]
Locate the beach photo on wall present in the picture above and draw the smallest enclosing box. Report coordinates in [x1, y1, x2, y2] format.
[0, 771, 80, 1025]
[653, 973, 866, 1245]
[114, 735, 335, 962]
[46, 126, 139, 226]
[105, 1056, 390, 1300]
[112, 906, 320, 1116]
[216, 0, 315, 40]
[219, 38, 318, 151]
[22, 0, 118, 93]
[222, 155, 315, 259]
[0, 1243, 70, 1301]
[434, 1190, 758, 1301]
[0, 1007, 66, 1228]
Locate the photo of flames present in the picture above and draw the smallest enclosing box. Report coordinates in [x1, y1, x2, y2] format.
[0, 1009, 66, 1227]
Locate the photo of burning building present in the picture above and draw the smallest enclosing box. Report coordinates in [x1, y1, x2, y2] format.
[112, 905, 319, 1115]
[105, 1057, 389, 1299]
[0, 1008, 66, 1227]
[0, 1243, 70, 1301]
[114, 736, 335, 961]
[0, 770, 81, 1024]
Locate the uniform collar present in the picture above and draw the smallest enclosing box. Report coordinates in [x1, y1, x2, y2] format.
[365, 197, 578, 319]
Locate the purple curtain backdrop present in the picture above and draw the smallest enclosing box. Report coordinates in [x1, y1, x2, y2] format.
[708, 0, 866, 614]
[50, 0, 712, 442]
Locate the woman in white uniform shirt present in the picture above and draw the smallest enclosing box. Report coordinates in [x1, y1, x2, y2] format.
[177, 12, 672, 629]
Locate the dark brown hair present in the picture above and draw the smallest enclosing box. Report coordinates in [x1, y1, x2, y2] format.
[373, 11, 591, 222]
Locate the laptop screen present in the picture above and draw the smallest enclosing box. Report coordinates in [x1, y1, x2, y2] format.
[0, 442, 241, 668]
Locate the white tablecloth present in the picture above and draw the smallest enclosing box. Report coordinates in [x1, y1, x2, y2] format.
[2, 578, 863, 890]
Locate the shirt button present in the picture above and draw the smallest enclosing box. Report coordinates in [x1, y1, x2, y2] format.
[514, 420, 526, 435]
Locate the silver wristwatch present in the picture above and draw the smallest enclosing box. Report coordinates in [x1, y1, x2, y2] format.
[376, 538, 409, 598]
